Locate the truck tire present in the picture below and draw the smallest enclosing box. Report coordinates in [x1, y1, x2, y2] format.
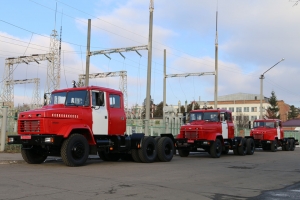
[131, 149, 142, 163]
[222, 147, 229, 155]
[246, 138, 255, 155]
[138, 136, 157, 163]
[238, 138, 247, 156]
[290, 139, 295, 151]
[157, 137, 174, 162]
[98, 151, 109, 161]
[210, 139, 222, 158]
[270, 141, 277, 152]
[21, 145, 47, 164]
[155, 137, 161, 161]
[285, 139, 291, 151]
[61, 134, 89, 167]
[233, 149, 238, 155]
[178, 149, 190, 157]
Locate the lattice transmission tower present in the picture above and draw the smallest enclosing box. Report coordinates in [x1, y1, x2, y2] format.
[46, 29, 60, 95]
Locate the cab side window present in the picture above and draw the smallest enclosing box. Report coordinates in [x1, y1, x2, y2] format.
[109, 94, 121, 108]
[92, 91, 104, 107]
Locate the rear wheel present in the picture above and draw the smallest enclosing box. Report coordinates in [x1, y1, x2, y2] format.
[21, 145, 47, 164]
[157, 137, 174, 162]
[238, 138, 247, 156]
[210, 139, 222, 158]
[246, 138, 255, 155]
[178, 149, 190, 157]
[154, 137, 161, 161]
[131, 149, 142, 162]
[290, 139, 295, 151]
[138, 136, 157, 163]
[61, 134, 89, 167]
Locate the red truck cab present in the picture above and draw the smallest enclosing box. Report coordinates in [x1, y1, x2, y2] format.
[250, 119, 298, 151]
[8, 86, 174, 166]
[175, 109, 255, 158]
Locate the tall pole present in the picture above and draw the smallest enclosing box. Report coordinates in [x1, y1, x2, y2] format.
[214, 11, 218, 109]
[163, 49, 166, 131]
[259, 75, 264, 119]
[0, 107, 8, 152]
[85, 19, 91, 87]
[144, 1, 154, 136]
[259, 58, 284, 119]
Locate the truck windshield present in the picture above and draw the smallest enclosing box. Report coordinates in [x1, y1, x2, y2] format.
[50, 90, 89, 106]
[189, 112, 219, 122]
[253, 121, 275, 128]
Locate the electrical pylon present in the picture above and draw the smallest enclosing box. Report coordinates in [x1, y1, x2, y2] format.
[46, 29, 60, 96]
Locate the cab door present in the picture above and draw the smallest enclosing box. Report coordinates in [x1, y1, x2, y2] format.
[91, 90, 108, 135]
[108, 93, 126, 135]
[220, 112, 228, 139]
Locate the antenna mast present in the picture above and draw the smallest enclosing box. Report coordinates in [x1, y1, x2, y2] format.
[214, 11, 218, 109]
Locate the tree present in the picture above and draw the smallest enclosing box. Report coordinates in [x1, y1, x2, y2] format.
[235, 112, 250, 129]
[265, 91, 280, 119]
[288, 105, 299, 120]
[153, 101, 165, 118]
[141, 96, 154, 119]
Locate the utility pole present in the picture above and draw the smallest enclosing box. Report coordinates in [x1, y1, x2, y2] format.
[85, 19, 91, 87]
[214, 11, 218, 109]
[144, 0, 154, 136]
[0, 106, 8, 152]
[163, 49, 166, 131]
[259, 58, 285, 119]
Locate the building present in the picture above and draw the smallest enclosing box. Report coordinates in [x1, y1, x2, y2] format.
[198, 93, 290, 122]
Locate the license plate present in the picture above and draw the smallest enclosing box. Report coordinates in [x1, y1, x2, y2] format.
[21, 135, 31, 140]
[187, 139, 194, 143]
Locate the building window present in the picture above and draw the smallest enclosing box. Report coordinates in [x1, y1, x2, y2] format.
[251, 116, 257, 121]
[229, 107, 234, 112]
[251, 107, 257, 112]
[244, 107, 249, 112]
[236, 107, 242, 112]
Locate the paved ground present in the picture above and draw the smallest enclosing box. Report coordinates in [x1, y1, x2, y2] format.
[0, 148, 299, 200]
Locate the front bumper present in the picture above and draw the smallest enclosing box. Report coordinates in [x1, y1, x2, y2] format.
[175, 138, 213, 148]
[7, 135, 64, 146]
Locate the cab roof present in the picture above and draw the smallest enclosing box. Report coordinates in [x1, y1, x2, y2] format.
[51, 86, 122, 94]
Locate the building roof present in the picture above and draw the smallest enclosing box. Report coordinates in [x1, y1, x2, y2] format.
[218, 93, 268, 101]
[282, 119, 300, 127]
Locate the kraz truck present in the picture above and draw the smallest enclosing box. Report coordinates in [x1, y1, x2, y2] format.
[250, 119, 299, 152]
[175, 109, 255, 158]
[7, 86, 174, 166]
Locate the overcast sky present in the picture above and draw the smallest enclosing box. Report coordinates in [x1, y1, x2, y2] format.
[0, 0, 299, 108]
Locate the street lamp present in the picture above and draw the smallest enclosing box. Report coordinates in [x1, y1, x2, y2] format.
[259, 58, 285, 119]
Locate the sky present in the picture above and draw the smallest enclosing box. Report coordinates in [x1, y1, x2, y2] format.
[0, 0, 299, 109]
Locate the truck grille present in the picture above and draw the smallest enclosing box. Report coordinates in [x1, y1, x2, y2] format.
[253, 134, 263, 140]
[185, 131, 198, 139]
[19, 120, 41, 133]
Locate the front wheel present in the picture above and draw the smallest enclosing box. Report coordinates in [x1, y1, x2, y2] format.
[178, 149, 190, 157]
[61, 134, 89, 167]
[290, 139, 295, 151]
[270, 141, 277, 152]
[246, 138, 255, 155]
[210, 139, 222, 158]
[21, 145, 47, 164]
[238, 138, 247, 156]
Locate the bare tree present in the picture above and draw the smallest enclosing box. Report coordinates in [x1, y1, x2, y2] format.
[235, 112, 250, 129]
